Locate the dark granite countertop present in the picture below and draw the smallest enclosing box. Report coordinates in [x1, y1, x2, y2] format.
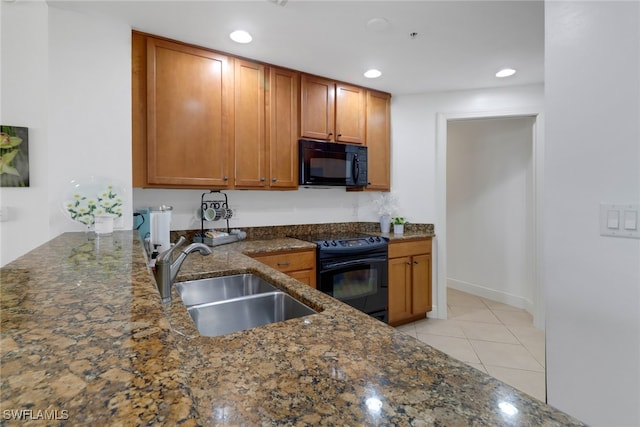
[0, 230, 584, 426]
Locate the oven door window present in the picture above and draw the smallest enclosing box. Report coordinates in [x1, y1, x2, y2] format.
[333, 267, 377, 300]
[320, 258, 387, 305]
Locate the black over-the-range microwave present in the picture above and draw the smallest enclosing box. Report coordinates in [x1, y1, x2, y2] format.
[298, 139, 368, 187]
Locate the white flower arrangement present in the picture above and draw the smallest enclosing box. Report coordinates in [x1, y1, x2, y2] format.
[65, 185, 123, 226]
[372, 193, 397, 217]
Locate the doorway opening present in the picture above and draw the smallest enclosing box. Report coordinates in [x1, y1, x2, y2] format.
[435, 109, 544, 328]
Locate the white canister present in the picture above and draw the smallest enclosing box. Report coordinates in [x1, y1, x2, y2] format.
[149, 205, 173, 254]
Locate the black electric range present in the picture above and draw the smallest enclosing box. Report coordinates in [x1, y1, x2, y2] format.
[294, 232, 389, 323]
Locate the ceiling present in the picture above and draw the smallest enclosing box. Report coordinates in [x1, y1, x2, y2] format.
[48, 0, 544, 95]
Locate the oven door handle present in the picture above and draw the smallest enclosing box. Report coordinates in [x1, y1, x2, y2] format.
[322, 257, 387, 271]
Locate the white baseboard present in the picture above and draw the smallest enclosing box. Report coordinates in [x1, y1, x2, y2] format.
[427, 305, 442, 319]
[447, 278, 534, 315]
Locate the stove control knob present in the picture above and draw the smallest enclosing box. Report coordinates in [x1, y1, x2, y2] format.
[369, 237, 375, 242]
[331, 240, 337, 246]
[322, 241, 330, 247]
[375, 237, 381, 242]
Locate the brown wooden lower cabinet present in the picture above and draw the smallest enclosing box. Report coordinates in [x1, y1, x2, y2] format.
[251, 248, 316, 288]
[388, 238, 432, 326]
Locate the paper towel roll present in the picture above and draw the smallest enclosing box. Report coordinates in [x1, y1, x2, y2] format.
[150, 206, 172, 254]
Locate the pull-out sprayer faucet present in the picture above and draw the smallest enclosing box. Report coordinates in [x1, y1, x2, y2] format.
[153, 236, 212, 303]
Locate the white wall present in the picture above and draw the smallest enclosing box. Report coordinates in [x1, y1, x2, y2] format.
[544, 2, 640, 426]
[392, 85, 544, 317]
[447, 117, 534, 312]
[133, 187, 369, 231]
[47, 6, 132, 237]
[0, 3, 133, 266]
[391, 85, 543, 223]
[0, 1, 49, 265]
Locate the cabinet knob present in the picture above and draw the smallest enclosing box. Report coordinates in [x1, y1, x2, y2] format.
[328, 132, 333, 136]
[272, 177, 277, 182]
[223, 176, 229, 181]
[414, 261, 419, 264]
[406, 262, 412, 266]
[260, 177, 266, 182]
[337, 133, 342, 137]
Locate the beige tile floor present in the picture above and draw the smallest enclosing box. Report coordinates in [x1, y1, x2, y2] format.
[396, 288, 546, 402]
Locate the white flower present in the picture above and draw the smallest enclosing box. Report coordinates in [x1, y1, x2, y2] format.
[100, 199, 114, 209]
[372, 193, 397, 216]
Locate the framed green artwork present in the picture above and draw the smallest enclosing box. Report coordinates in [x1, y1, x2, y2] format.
[1, 125, 29, 187]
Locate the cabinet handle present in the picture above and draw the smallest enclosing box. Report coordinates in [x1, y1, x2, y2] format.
[414, 261, 419, 264]
[277, 262, 291, 267]
[337, 133, 342, 137]
[260, 177, 266, 182]
[328, 132, 333, 136]
[223, 176, 229, 181]
[406, 262, 412, 266]
[272, 177, 277, 182]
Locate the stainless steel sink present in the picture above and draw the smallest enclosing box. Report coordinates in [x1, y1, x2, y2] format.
[175, 274, 317, 337]
[176, 274, 278, 307]
[188, 292, 316, 337]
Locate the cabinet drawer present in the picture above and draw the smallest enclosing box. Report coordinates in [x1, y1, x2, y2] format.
[388, 238, 432, 258]
[252, 249, 315, 273]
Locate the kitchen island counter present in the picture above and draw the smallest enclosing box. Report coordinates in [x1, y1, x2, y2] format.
[0, 231, 583, 426]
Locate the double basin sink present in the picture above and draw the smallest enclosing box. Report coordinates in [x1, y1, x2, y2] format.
[176, 274, 317, 337]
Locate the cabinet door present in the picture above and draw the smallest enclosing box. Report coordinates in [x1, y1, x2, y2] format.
[288, 269, 316, 289]
[300, 74, 335, 141]
[132, 32, 147, 188]
[412, 253, 432, 314]
[388, 256, 412, 323]
[335, 83, 365, 144]
[364, 90, 391, 190]
[234, 59, 266, 189]
[146, 37, 233, 187]
[267, 67, 299, 189]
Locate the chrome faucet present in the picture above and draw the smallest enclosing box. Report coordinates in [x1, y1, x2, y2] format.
[154, 236, 212, 303]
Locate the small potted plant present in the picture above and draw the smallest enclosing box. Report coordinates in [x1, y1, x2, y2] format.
[392, 216, 408, 235]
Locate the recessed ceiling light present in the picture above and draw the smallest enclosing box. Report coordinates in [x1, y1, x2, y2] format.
[496, 68, 516, 78]
[230, 30, 252, 44]
[366, 17, 390, 32]
[364, 69, 382, 79]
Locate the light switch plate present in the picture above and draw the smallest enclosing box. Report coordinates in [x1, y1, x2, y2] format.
[600, 203, 640, 238]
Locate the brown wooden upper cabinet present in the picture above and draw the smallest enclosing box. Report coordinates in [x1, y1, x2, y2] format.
[145, 36, 233, 188]
[300, 74, 365, 144]
[266, 66, 299, 189]
[222, 60, 302, 190]
[233, 59, 267, 189]
[234, 63, 300, 190]
[132, 31, 388, 191]
[364, 90, 391, 191]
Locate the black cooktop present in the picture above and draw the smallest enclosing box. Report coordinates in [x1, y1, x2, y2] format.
[292, 232, 388, 251]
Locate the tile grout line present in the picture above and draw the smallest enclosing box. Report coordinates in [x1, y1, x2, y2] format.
[446, 292, 546, 378]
